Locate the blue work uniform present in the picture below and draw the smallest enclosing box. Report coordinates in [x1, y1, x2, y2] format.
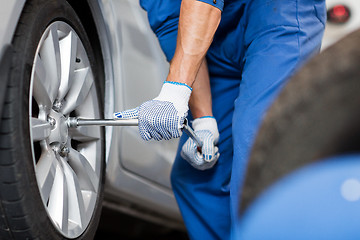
[139, 0, 326, 239]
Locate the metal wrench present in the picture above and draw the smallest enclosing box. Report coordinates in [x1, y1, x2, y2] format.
[67, 117, 203, 150]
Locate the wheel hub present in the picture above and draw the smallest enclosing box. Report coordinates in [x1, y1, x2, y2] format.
[47, 109, 69, 146]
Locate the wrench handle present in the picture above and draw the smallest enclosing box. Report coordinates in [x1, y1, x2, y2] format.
[68, 118, 203, 151]
[68, 118, 138, 127]
[182, 119, 203, 150]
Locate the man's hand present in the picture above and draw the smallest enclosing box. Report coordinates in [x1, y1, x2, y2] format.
[113, 81, 192, 141]
[181, 117, 220, 170]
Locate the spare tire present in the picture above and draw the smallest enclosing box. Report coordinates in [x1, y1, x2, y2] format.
[241, 29, 360, 212]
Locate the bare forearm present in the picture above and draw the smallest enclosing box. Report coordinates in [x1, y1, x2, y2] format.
[167, 0, 221, 87]
[189, 59, 213, 118]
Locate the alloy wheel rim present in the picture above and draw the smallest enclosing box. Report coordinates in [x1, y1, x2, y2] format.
[29, 21, 102, 238]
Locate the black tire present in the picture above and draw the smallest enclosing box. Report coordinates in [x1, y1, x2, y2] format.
[240, 29, 360, 212]
[0, 0, 105, 239]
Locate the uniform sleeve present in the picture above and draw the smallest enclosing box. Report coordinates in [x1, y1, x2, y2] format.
[196, 0, 224, 11]
[140, 0, 181, 61]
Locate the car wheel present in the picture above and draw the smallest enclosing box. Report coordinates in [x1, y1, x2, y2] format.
[240, 29, 360, 212]
[0, 0, 105, 239]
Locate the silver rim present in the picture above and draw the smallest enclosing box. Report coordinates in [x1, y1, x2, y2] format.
[29, 21, 102, 238]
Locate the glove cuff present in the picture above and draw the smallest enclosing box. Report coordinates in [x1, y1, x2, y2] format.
[192, 117, 219, 142]
[154, 81, 192, 116]
[155, 81, 192, 100]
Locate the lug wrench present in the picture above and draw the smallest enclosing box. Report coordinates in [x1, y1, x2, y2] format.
[67, 117, 203, 150]
[67, 117, 139, 127]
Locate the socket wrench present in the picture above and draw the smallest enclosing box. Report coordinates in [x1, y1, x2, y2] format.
[67, 117, 203, 149]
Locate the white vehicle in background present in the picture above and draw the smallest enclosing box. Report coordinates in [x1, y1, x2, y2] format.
[323, 0, 360, 49]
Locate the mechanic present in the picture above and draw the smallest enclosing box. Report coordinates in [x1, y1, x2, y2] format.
[114, 0, 326, 239]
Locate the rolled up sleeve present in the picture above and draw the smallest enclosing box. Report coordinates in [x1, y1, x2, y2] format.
[196, 0, 224, 11]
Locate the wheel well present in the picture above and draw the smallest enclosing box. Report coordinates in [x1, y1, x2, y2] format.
[66, 0, 105, 102]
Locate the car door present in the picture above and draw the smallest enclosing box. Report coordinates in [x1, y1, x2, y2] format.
[106, 0, 179, 189]
[95, 0, 182, 221]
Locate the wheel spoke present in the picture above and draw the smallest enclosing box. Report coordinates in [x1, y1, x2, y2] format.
[69, 126, 101, 142]
[61, 158, 86, 229]
[61, 67, 93, 115]
[47, 162, 69, 233]
[38, 23, 61, 105]
[36, 149, 58, 205]
[33, 55, 52, 112]
[68, 148, 99, 192]
[31, 117, 51, 141]
[83, 190, 97, 220]
[58, 31, 77, 101]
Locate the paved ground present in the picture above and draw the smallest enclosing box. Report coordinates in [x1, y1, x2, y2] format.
[94, 207, 189, 240]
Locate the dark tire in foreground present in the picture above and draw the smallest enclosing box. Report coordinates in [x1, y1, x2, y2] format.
[241, 29, 360, 212]
[0, 0, 105, 239]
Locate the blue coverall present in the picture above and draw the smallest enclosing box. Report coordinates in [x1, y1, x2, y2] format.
[139, 0, 326, 239]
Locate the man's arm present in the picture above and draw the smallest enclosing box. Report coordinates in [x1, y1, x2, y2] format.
[183, 58, 222, 168]
[167, 0, 221, 87]
[189, 59, 213, 118]
[175, 1, 221, 167]
[114, 0, 221, 143]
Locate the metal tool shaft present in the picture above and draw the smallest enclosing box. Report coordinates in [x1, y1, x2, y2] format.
[182, 119, 203, 149]
[67, 117, 138, 128]
[67, 117, 203, 151]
